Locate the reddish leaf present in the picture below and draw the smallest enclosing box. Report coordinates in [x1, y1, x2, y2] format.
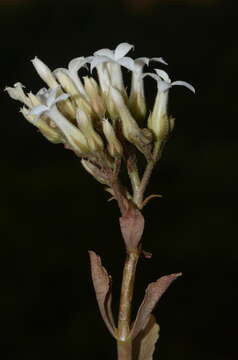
[133, 315, 160, 360]
[130, 273, 182, 339]
[88, 251, 116, 337]
[119, 204, 145, 251]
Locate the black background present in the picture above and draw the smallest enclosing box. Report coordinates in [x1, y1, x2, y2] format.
[1, 0, 237, 359]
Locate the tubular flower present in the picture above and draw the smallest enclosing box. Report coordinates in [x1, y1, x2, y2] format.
[128, 57, 167, 120]
[90, 42, 135, 93]
[144, 69, 195, 143]
[5, 43, 194, 183]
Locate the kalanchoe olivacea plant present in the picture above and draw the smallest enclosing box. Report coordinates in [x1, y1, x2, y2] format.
[5, 42, 195, 360]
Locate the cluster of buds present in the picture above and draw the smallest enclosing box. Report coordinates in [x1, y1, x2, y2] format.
[5, 43, 194, 241]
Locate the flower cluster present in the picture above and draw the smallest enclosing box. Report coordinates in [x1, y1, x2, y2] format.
[5, 42, 194, 193]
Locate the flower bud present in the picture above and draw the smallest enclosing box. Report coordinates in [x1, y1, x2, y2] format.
[20, 106, 63, 144]
[5, 83, 32, 108]
[110, 87, 139, 141]
[47, 106, 89, 154]
[27, 92, 41, 107]
[76, 109, 104, 152]
[102, 119, 123, 157]
[81, 159, 108, 185]
[31, 57, 58, 88]
[110, 87, 152, 159]
[53, 69, 87, 118]
[83, 76, 105, 117]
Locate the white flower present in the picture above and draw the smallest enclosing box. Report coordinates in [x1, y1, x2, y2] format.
[30, 87, 88, 154]
[144, 69, 195, 139]
[54, 57, 89, 99]
[129, 57, 167, 119]
[144, 68, 195, 93]
[90, 42, 135, 93]
[30, 87, 69, 117]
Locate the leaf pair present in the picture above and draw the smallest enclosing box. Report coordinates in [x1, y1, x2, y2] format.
[89, 251, 181, 359]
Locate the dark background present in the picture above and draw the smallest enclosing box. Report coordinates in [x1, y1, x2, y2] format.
[1, 0, 237, 359]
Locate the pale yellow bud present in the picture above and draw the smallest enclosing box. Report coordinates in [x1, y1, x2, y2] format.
[129, 92, 146, 120]
[110, 87, 139, 142]
[20, 107, 63, 144]
[76, 94, 94, 119]
[83, 76, 106, 117]
[81, 159, 108, 185]
[111, 87, 152, 159]
[102, 119, 123, 158]
[81, 159, 109, 185]
[27, 92, 41, 107]
[31, 57, 58, 88]
[5, 83, 32, 108]
[76, 109, 104, 152]
[54, 69, 79, 98]
[47, 106, 89, 154]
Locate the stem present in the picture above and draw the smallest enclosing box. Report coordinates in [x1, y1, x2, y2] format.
[117, 251, 139, 359]
[118, 251, 139, 340]
[133, 143, 164, 208]
[117, 340, 133, 360]
[133, 159, 155, 208]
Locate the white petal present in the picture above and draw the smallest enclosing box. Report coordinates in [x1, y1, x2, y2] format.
[46, 87, 58, 107]
[90, 56, 110, 72]
[142, 72, 159, 81]
[30, 104, 49, 116]
[68, 57, 88, 74]
[55, 93, 70, 103]
[118, 57, 135, 71]
[37, 87, 48, 96]
[135, 57, 150, 66]
[114, 42, 134, 60]
[158, 81, 171, 92]
[151, 57, 168, 65]
[94, 48, 114, 59]
[171, 80, 195, 93]
[154, 69, 171, 83]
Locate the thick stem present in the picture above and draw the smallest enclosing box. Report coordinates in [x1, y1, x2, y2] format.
[117, 339, 133, 360]
[118, 251, 139, 341]
[117, 251, 139, 360]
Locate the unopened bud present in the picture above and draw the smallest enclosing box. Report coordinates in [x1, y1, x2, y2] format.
[27, 92, 41, 107]
[5, 83, 32, 108]
[47, 106, 89, 154]
[54, 69, 79, 98]
[110, 87, 152, 159]
[81, 159, 108, 185]
[110, 87, 139, 142]
[102, 119, 123, 157]
[31, 57, 58, 88]
[20, 106, 63, 144]
[76, 109, 104, 152]
[83, 76, 105, 117]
